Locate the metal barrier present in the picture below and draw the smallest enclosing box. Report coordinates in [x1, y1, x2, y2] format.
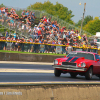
[0, 40, 98, 54]
[0, 14, 29, 37]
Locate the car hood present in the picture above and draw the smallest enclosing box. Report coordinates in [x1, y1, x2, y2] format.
[56, 56, 92, 63]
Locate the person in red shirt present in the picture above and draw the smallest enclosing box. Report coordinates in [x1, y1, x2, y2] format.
[38, 29, 42, 35]
[38, 29, 42, 39]
[43, 16, 47, 22]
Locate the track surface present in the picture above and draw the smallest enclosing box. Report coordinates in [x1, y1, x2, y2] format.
[0, 62, 100, 82]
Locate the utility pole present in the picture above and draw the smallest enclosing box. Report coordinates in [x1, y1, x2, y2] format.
[80, 3, 86, 35]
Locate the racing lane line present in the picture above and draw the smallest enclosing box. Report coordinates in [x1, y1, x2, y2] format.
[0, 81, 100, 85]
[0, 61, 53, 65]
[0, 68, 54, 73]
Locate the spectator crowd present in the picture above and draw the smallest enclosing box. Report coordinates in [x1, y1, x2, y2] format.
[0, 6, 98, 54]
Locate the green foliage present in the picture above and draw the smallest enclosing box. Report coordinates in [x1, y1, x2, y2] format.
[0, 4, 5, 8]
[75, 15, 93, 27]
[27, 1, 74, 24]
[0, 24, 14, 36]
[0, 50, 65, 56]
[28, 2, 43, 10]
[15, 9, 23, 17]
[83, 17, 100, 35]
[83, 15, 93, 26]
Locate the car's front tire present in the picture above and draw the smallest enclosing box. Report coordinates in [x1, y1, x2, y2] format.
[85, 67, 93, 80]
[97, 75, 100, 79]
[54, 68, 61, 77]
[70, 73, 77, 78]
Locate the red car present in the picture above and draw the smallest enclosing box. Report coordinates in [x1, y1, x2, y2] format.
[52, 51, 100, 80]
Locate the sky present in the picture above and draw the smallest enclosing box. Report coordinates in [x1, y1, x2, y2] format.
[0, 0, 100, 23]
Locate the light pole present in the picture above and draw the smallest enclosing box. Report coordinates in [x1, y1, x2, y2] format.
[80, 3, 86, 35]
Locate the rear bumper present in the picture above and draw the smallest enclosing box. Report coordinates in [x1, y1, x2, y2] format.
[52, 65, 87, 71]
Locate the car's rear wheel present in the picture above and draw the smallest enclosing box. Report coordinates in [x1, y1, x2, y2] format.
[70, 73, 77, 78]
[85, 67, 93, 80]
[54, 68, 61, 77]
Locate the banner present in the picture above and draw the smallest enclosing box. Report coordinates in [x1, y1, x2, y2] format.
[6, 42, 12, 50]
[40, 45, 45, 52]
[76, 48, 82, 51]
[56, 46, 62, 53]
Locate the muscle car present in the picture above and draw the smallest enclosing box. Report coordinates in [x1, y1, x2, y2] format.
[52, 51, 100, 80]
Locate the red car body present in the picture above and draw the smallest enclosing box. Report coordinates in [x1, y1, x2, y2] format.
[52, 51, 100, 80]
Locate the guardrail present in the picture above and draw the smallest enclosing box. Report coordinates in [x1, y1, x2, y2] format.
[0, 40, 98, 54]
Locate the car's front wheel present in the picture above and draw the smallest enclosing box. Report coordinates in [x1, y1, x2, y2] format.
[85, 67, 93, 80]
[54, 68, 61, 77]
[70, 73, 77, 78]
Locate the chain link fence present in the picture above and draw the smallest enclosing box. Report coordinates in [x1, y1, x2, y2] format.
[0, 6, 92, 38]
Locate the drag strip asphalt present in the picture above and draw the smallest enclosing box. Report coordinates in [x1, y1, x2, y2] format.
[0, 61, 100, 83]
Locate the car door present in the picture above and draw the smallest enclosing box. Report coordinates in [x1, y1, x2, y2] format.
[98, 55, 100, 74]
[93, 54, 100, 74]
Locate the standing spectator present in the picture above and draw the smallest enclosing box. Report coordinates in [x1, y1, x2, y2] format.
[32, 12, 35, 16]
[2, 7, 5, 15]
[82, 34, 88, 45]
[51, 40, 56, 53]
[5, 31, 9, 38]
[13, 31, 16, 40]
[25, 11, 29, 17]
[67, 45, 73, 54]
[70, 36, 74, 46]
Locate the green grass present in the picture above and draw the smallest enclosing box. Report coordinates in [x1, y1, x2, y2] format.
[0, 50, 66, 56]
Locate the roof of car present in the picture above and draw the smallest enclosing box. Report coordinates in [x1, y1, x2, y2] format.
[72, 51, 97, 55]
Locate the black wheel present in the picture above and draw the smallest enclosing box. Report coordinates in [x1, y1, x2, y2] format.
[85, 67, 93, 80]
[97, 75, 100, 79]
[99, 76, 100, 79]
[70, 73, 77, 78]
[54, 68, 61, 77]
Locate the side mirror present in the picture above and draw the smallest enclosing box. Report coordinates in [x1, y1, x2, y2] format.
[97, 59, 99, 61]
[64, 56, 66, 58]
[82, 57, 85, 59]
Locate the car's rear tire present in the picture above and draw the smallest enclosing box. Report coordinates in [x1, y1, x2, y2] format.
[54, 68, 61, 77]
[85, 67, 93, 80]
[70, 73, 77, 78]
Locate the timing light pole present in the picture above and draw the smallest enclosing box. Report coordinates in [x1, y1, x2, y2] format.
[80, 3, 86, 35]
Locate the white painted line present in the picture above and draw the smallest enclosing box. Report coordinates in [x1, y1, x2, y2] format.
[0, 68, 54, 73]
[0, 61, 53, 65]
[0, 81, 100, 85]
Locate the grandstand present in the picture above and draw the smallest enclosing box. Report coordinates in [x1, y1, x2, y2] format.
[0, 6, 92, 39]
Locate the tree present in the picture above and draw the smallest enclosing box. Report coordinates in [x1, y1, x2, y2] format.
[0, 4, 5, 8]
[75, 15, 93, 27]
[28, 2, 43, 10]
[83, 17, 100, 35]
[27, 1, 74, 24]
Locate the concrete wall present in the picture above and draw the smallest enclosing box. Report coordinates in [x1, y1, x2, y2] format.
[0, 52, 100, 100]
[0, 84, 100, 100]
[0, 52, 64, 62]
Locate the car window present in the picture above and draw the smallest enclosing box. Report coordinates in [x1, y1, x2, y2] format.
[95, 54, 100, 60]
[97, 39, 100, 42]
[67, 52, 94, 60]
